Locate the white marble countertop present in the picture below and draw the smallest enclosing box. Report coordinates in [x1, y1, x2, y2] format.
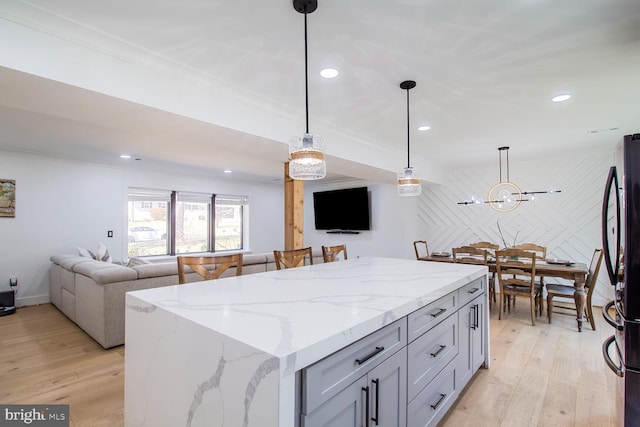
[127, 257, 487, 371]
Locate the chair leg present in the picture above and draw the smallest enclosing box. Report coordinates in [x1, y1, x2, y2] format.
[530, 297, 536, 326]
[587, 295, 596, 331]
[499, 291, 503, 320]
[547, 295, 552, 323]
[538, 293, 543, 316]
[488, 279, 493, 309]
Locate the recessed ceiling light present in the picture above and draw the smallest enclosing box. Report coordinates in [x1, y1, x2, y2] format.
[418, 125, 431, 131]
[320, 68, 339, 79]
[224, 170, 232, 174]
[120, 154, 131, 159]
[552, 94, 571, 103]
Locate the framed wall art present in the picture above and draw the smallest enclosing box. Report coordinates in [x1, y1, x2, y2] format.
[0, 179, 16, 218]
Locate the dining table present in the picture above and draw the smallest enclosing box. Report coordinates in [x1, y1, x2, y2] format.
[419, 254, 590, 331]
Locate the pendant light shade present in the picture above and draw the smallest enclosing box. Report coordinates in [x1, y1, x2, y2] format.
[289, 0, 326, 180]
[398, 80, 421, 196]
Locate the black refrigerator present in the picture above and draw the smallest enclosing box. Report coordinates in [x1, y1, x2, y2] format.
[602, 133, 640, 427]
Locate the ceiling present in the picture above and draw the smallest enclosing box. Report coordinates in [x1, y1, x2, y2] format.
[0, 0, 639, 185]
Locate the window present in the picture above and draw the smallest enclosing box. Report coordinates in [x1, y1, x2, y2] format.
[127, 189, 171, 257]
[215, 195, 246, 251]
[176, 192, 212, 254]
[127, 188, 247, 256]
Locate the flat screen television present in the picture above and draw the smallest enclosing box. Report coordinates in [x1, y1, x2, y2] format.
[313, 187, 370, 231]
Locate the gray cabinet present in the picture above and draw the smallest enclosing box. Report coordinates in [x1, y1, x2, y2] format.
[302, 319, 407, 427]
[367, 347, 407, 427]
[302, 347, 407, 427]
[300, 276, 488, 427]
[302, 319, 407, 415]
[457, 279, 486, 390]
[302, 375, 368, 427]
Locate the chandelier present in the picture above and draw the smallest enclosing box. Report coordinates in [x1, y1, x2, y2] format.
[458, 146, 561, 211]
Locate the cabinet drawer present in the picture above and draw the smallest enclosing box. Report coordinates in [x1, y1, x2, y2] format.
[302, 318, 407, 414]
[407, 360, 457, 427]
[458, 276, 485, 308]
[407, 312, 458, 401]
[407, 291, 456, 343]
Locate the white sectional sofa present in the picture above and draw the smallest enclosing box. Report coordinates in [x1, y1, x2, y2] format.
[49, 251, 323, 348]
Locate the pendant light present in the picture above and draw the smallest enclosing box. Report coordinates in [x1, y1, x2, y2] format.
[288, 0, 326, 180]
[397, 80, 422, 196]
[457, 146, 561, 210]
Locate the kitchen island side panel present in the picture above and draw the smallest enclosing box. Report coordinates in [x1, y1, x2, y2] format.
[124, 294, 282, 427]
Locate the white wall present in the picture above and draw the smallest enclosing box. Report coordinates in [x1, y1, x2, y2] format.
[0, 151, 283, 306]
[416, 149, 617, 307]
[304, 181, 419, 260]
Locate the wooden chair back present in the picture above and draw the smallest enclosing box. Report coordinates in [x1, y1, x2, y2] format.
[495, 248, 540, 325]
[322, 244, 347, 262]
[273, 247, 313, 270]
[452, 246, 488, 265]
[585, 248, 604, 298]
[413, 240, 429, 259]
[495, 248, 537, 292]
[469, 241, 499, 256]
[177, 254, 243, 284]
[512, 243, 547, 260]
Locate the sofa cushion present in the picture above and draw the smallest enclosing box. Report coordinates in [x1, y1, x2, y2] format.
[133, 262, 179, 279]
[127, 257, 152, 267]
[73, 262, 138, 284]
[242, 253, 268, 265]
[56, 255, 96, 270]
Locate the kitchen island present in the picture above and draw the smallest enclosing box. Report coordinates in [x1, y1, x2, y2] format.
[124, 257, 488, 427]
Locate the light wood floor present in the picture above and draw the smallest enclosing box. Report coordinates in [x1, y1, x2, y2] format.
[0, 303, 617, 426]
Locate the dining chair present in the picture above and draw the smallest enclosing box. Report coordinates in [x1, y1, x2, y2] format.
[452, 246, 488, 265]
[273, 247, 314, 270]
[177, 253, 243, 284]
[468, 241, 499, 256]
[322, 244, 347, 262]
[513, 243, 548, 290]
[546, 248, 603, 330]
[468, 242, 499, 308]
[413, 240, 429, 260]
[512, 243, 547, 260]
[495, 248, 542, 326]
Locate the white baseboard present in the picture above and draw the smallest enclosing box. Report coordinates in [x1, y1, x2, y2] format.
[15, 294, 50, 307]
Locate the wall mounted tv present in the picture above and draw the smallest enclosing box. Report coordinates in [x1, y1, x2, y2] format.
[313, 187, 371, 232]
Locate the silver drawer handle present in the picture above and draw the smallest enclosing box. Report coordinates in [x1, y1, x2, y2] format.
[468, 287, 480, 294]
[430, 345, 446, 358]
[430, 308, 447, 318]
[430, 393, 447, 410]
[355, 346, 385, 365]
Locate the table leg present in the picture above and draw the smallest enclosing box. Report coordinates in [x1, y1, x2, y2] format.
[573, 273, 587, 332]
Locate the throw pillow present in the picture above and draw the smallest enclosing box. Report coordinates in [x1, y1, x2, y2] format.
[96, 242, 112, 263]
[77, 247, 96, 259]
[126, 257, 151, 268]
[77, 243, 112, 263]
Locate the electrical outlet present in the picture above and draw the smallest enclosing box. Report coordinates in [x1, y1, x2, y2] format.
[9, 276, 17, 287]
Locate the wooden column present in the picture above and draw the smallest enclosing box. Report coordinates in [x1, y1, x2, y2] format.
[284, 162, 304, 250]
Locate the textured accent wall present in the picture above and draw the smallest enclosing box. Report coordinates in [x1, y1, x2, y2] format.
[417, 150, 616, 307]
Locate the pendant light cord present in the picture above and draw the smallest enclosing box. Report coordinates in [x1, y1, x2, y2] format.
[406, 87, 410, 168]
[304, 9, 309, 134]
[498, 146, 510, 183]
